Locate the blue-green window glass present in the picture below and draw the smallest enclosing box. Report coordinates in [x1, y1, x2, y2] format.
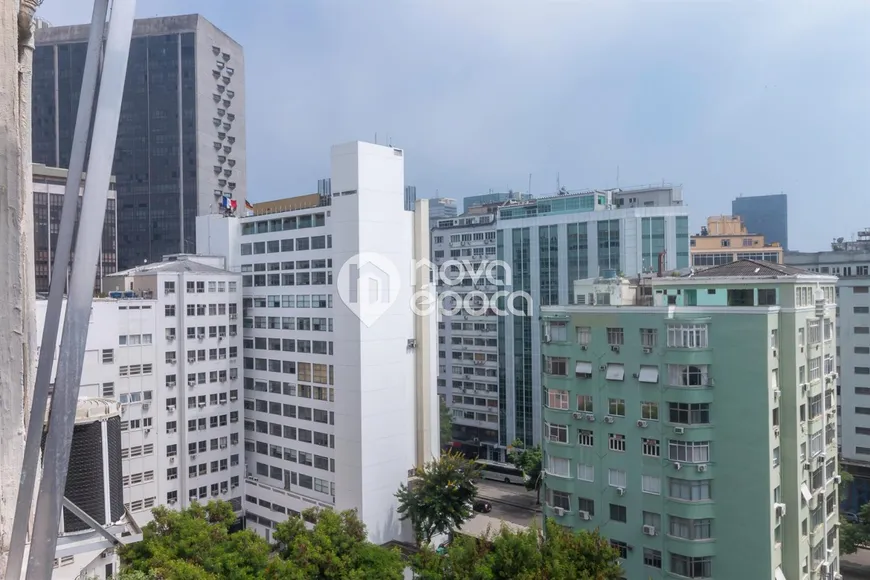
[567, 223, 588, 303]
[641, 217, 666, 273]
[496, 230, 507, 446]
[511, 228, 533, 446]
[539, 225, 559, 306]
[676, 216, 690, 269]
[597, 220, 620, 272]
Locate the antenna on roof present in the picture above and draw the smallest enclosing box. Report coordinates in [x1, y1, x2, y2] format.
[556, 172, 560, 193]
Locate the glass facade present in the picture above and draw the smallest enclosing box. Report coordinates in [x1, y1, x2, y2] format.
[566, 223, 589, 304]
[32, 32, 200, 270]
[496, 230, 508, 447]
[676, 216, 690, 269]
[511, 228, 534, 446]
[732, 194, 788, 250]
[641, 217, 666, 273]
[538, 225, 559, 307]
[597, 219, 620, 272]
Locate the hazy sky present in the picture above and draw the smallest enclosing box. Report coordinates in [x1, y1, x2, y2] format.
[39, 1, 870, 252]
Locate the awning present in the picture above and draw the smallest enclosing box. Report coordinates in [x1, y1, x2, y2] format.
[575, 361, 592, 376]
[800, 483, 812, 503]
[638, 365, 659, 384]
[774, 567, 787, 580]
[606, 363, 625, 381]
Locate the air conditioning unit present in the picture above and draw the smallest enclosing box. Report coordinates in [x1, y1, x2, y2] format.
[586, 414, 596, 422]
[599, 365, 607, 371]
[197, 333, 205, 339]
[697, 464, 707, 473]
[543, 333, 551, 343]
[220, 399, 227, 405]
[231, 483, 238, 488]
[643, 347, 652, 354]
[229, 313, 237, 319]
[142, 403, 150, 410]
[220, 443, 227, 449]
[580, 345, 588, 351]
[190, 454, 197, 460]
[167, 405, 176, 412]
[773, 426, 780, 437]
[773, 389, 781, 399]
[167, 428, 176, 434]
[572, 412, 585, 420]
[611, 345, 620, 353]
[167, 381, 176, 388]
[835, 474, 842, 484]
[229, 330, 237, 336]
[637, 420, 648, 428]
[673, 426, 685, 435]
[188, 381, 196, 387]
[220, 377, 227, 382]
[604, 416, 615, 424]
[775, 503, 787, 517]
[188, 357, 195, 363]
[673, 462, 682, 470]
[230, 395, 238, 401]
[832, 372, 839, 380]
[168, 499, 176, 504]
[553, 506, 565, 516]
[212, 490, 219, 496]
[801, 383, 809, 393]
[169, 456, 175, 463]
[219, 333, 226, 338]
[642, 525, 656, 536]
[199, 402, 206, 407]
[803, 462, 811, 470]
[632, 373, 639, 379]
[578, 510, 591, 520]
[820, 562, 830, 574]
[616, 487, 625, 496]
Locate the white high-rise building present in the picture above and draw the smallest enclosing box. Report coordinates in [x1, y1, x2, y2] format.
[197, 141, 438, 545]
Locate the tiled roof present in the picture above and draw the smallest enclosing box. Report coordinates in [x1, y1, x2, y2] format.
[691, 259, 813, 278]
[109, 259, 229, 277]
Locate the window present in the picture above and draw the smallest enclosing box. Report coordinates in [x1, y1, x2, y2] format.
[609, 503, 627, 522]
[669, 402, 711, 424]
[608, 468, 626, 488]
[644, 511, 662, 530]
[642, 475, 661, 495]
[669, 440, 710, 463]
[670, 554, 712, 578]
[607, 327, 624, 346]
[547, 389, 569, 410]
[670, 517, 713, 540]
[548, 456, 570, 478]
[546, 423, 568, 443]
[669, 478, 711, 501]
[642, 438, 660, 457]
[577, 463, 594, 482]
[609, 433, 626, 452]
[667, 324, 708, 348]
[610, 540, 628, 559]
[577, 395, 593, 413]
[577, 497, 595, 516]
[641, 328, 657, 347]
[545, 357, 568, 376]
[608, 398, 626, 417]
[576, 326, 590, 345]
[668, 364, 710, 387]
[644, 548, 662, 569]
[548, 321, 567, 342]
[809, 357, 822, 381]
[578, 430, 594, 447]
[549, 489, 571, 511]
[641, 401, 659, 420]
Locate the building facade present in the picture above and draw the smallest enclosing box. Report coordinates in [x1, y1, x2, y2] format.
[732, 194, 789, 250]
[33, 14, 247, 269]
[786, 233, 870, 512]
[431, 213, 501, 459]
[463, 190, 531, 213]
[404, 185, 417, 212]
[196, 141, 439, 546]
[429, 198, 458, 222]
[691, 215, 783, 267]
[32, 163, 117, 295]
[497, 186, 690, 449]
[540, 261, 839, 579]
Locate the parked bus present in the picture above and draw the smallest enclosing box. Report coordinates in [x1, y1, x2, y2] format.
[474, 459, 528, 485]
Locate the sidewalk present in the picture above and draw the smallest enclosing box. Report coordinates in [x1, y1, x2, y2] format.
[843, 549, 870, 579]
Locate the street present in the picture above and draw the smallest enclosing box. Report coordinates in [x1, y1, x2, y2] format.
[475, 479, 542, 529]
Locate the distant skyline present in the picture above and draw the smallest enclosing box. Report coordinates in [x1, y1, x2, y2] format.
[38, 1, 870, 252]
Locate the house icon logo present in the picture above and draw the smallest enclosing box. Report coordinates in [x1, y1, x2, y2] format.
[337, 253, 401, 327]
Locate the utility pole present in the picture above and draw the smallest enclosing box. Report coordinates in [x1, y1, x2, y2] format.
[0, 0, 40, 573]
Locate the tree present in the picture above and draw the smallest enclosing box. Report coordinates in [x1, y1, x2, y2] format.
[119, 501, 271, 579]
[266, 507, 405, 580]
[411, 518, 623, 579]
[396, 450, 481, 546]
[508, 439, 543, 505]
[440, 398, 453, 448]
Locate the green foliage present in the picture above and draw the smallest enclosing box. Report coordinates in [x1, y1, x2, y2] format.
[119, 501, 402, 579]
[440, 398, 453, 448]
[839, 468, 854, 500]
[841, 500, 870, 555]
[411, 518, 623, 579]
[266, 507, 405, 580]
[396, 450, 481, 545]
[507, 439, 543, 503]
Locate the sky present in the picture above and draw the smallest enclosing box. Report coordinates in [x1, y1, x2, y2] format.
[38, 1, 870, 252]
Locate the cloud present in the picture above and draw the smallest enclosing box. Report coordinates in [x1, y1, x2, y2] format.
[37, 0, 870, 250]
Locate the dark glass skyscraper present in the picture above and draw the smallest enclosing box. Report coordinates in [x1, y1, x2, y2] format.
[732, 194, 788, 250]
[32, 14, 246, 269]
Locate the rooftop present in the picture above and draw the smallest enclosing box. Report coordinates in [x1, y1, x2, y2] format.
[685, 259, 811, 279]
[108, 255, 230, 277]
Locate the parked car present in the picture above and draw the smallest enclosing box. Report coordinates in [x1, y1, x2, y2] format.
[473, 500, 492, 513]
[844, 511, 860, 524]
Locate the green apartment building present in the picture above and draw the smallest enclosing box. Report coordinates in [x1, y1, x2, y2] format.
[540, 260, 840, 580]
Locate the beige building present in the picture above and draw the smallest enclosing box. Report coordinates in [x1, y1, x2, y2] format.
[691, 215, 783, 267]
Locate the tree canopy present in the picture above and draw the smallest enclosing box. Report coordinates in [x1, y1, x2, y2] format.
[396, 450, 481, 545]
[411, 518, 623, 579]
[507, 439, 543, 504]
[118, 501, 403, 579]
[440, 398, 453, 448]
